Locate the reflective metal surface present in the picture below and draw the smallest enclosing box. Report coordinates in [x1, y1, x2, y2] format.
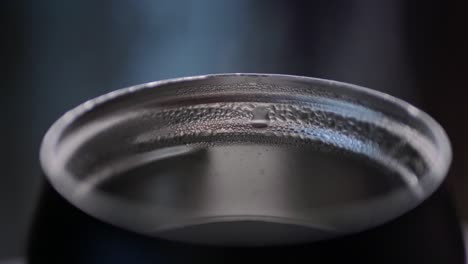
[40, 74, 451, 246]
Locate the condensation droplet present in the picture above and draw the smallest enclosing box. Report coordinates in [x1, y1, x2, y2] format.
[250, 106, 270, 128]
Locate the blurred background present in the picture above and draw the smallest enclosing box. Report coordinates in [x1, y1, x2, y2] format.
[1, 0, 467, 261]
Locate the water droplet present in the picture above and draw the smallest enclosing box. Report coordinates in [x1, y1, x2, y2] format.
[250, 106, 270, 128]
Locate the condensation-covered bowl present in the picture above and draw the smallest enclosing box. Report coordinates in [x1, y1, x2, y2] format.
[40, 74, 451, 246]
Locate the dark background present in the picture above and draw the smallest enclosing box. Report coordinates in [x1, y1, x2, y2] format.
[1, 0, 467, 261]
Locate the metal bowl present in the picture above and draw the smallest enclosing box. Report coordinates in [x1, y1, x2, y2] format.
[40, 74, 451, 246]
